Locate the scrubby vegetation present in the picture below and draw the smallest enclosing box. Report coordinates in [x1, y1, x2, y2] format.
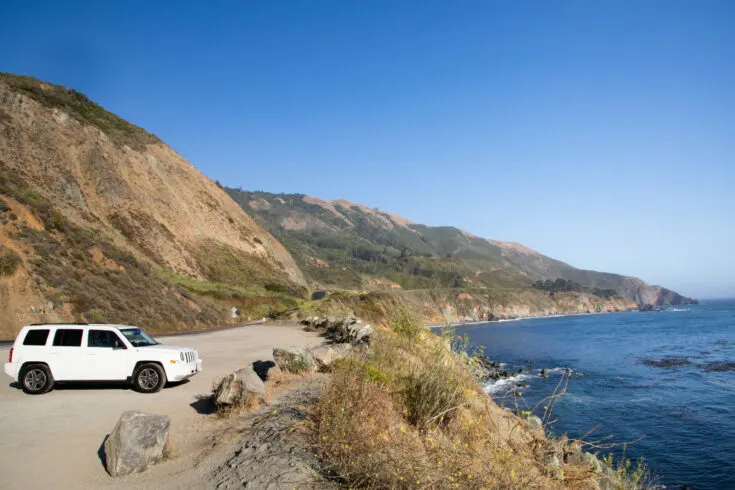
[533, 278, 583, 293]
[0, 246, 21, 277]
[19, 224, 224, 330]
[224, 190, 646, 306]
[315, 307, 651, 489]
[0, 73, 159, 151]
[192, 239, 302, 294]
[226, 189, 530, 291]
[318, 317, 547, 488]
[0, 158, 308, 331]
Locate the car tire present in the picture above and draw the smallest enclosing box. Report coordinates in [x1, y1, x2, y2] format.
[20, 364, 55, 395]
[133, 363, 166, 393]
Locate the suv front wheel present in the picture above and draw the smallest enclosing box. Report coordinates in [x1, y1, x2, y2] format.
[133, 363, 166, 393]
[20, 364, 54, 395]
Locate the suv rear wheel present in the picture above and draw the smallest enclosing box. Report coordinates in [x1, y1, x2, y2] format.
[20, 364, 54, 395]
[133, 363, 166, 393]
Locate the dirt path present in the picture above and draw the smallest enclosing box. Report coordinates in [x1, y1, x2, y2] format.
[0, 324, 325, 490]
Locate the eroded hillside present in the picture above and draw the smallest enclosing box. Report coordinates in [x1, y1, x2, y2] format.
[0, 74, 304, 338]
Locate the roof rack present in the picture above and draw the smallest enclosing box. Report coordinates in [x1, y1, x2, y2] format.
[29, 323, 89, 326]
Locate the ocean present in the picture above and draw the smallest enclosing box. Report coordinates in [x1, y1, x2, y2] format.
[454, 299, 735, 489]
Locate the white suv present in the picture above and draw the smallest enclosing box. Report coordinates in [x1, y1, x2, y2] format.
[4, 324, 202, 395]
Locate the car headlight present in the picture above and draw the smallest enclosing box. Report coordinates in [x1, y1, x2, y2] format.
[180, 352, 185, 361]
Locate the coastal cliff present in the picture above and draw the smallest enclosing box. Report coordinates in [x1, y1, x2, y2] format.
[0, 74, 305, 338]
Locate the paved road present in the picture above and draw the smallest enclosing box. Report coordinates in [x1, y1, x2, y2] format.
[0, 324, 324, 490]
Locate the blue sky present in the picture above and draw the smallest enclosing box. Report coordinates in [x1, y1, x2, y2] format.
[1, 1, 733, 298]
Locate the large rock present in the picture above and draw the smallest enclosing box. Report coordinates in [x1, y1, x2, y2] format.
[213, 366, 267, 410]
[273, 347, 316, 373]
[308, 343, 352, 371]
[104, 411, 170, 477]
[329, 322, 373, 345]
[526, 415, 544, 433]
[567, 449, 602, 473]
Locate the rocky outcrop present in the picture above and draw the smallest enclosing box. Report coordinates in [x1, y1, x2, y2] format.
[619, 277, 697, 306]
[301, 316, 373, 344]
[213, 366, 267, 413]
[273, 347, 316, 373]
[103, 411, 170, 477]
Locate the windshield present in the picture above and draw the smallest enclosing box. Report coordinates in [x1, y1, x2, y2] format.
[118, 328, 158, 347]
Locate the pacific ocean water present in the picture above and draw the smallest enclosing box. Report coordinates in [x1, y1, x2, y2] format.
[454, 299, 735, 489]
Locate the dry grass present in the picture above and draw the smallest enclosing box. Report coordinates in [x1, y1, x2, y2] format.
[314, 309, 649, 489]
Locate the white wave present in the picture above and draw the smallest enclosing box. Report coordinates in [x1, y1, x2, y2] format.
[667, 308, 691, 312]
[484, 373, 533, 394]
[542, 367, 570, 375]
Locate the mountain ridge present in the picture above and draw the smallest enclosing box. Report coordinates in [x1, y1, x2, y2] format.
[227, 189, 696, 307]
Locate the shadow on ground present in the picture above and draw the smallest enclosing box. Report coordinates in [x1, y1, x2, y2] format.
[190, 394, 216, 415]
[252, 360, 277, 381]
[98, 434, 109, 474]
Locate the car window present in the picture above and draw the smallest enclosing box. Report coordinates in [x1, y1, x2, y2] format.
[23, 329, 50, 346]
[52, 329, 83, 347]
[88, 330, 125, 348]
[119, 328, 158, 347]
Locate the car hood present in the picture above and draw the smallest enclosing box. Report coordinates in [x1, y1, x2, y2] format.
[135, 344, 193, 353]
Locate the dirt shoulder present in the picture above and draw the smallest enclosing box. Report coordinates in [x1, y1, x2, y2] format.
[0, 324, 324, 490]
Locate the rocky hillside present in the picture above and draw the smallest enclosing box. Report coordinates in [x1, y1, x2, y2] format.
[0, 74, 305, 338]
[227, 190, 696, 307]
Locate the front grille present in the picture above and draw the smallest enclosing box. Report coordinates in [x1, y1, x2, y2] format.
[184, 351, 193, 363]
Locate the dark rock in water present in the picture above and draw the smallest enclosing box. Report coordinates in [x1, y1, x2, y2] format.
[518, 368, 524, 373]
[539, 368, 547, 377]
[696, 361, 735, 372]
[639, 304, 663, 312]
[639, 357, 691, 368]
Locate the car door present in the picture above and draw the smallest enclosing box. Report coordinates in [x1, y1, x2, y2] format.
[49, 328, 85, 380]
[85, 329, 130, 380]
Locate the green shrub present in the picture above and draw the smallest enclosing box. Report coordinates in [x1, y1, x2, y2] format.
[601, 453, 650, 489]
[331, 357, 388, 386]
[401, 350, 470, 428]
[0, 73, 159, 151]
[388, 305, 423, 340]
[0, 247, 21, 277]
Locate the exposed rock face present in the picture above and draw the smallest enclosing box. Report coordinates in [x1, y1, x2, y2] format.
[619, 277, 697, 306]
[0, 73, 305, 338]
[210, 383, 335, 489]
[273, 347, 316, 373]
[103, 411, 170, 477]
[213, 366, 267, 411]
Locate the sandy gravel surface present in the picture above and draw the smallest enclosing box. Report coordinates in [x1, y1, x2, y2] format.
[0, 324, 324, 490]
